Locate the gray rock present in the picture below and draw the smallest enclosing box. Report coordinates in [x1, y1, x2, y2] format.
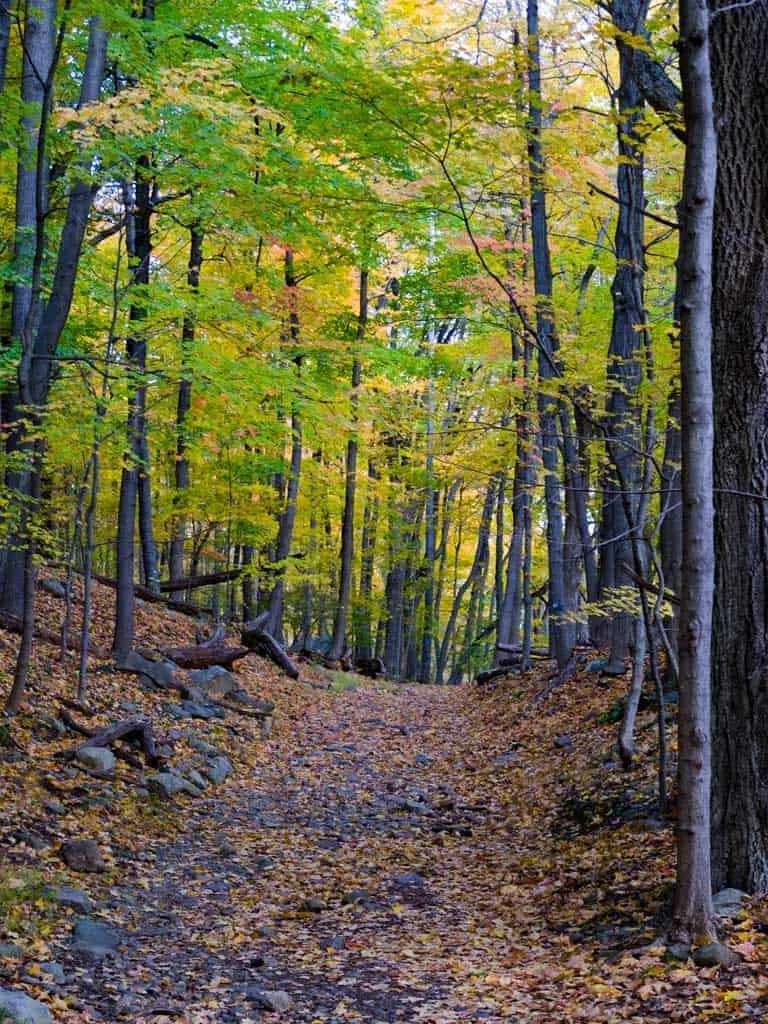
[186, 734, 222, 759]
[38, 962, 66, 985]
[118, 700, 139, 714]
[11, 830, 47, 851]
[51, 885, 94, 914]
[37, 714, 67, 738]
[586, 658, 609, 673]
[0, 944, 23, 959]
[299, 897, 326, 912]
[692, 942, 742, 968]
[254, 855, 275, 872]
[185, 768, 208, 791]
[247, 989, 293, 1013]
[393, 871, 426, 889]
[117, 651, 177, 689]
[204, 756, 233, 785]
[665, 942, 691, 962]
[713, 887, 747, 917]
[554, 734, 573, 750]
[189, 666, 239, 698]
[72, 917, 120, 959]
[0, 989, 52, 1024]
[40, 577, 67, 599]
[61, 839, 105, 873]
[147, 771, 200, 799]
[44, 800, 65, 816]
[413, 753, 432, 766]
[75, 747, 116, 776]
[341, 889, 372, 906]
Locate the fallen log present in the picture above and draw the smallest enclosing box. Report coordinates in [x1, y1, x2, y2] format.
[61, 715, 159, 768]
[44, 564, 212, 619]
[161, 642, 249, 671]
[241, 621, 299, 679]
[160, 569, 242, 593]
[0, 611, 108, 658]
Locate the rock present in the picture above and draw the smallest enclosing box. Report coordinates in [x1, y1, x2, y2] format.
[44, 800, 66, 816]
[204, 756, 233, 785]
[0, 989, 52, 1024]
[117, 651, 177, 689]
[413, 753, 432, 766]
[254, 855, 275, 872]
[40, 577, 67, 599]
[51, 885, 94, 914]
[393, 871, 426, 889]
[713, 887, 747, 917]
[186, 734, 222, 758]
[0, 944, 23, 959]
[11, 829, 48, 851]
[586, 658, 609, 673]
[147, 771, 200, 799]
[341, 889, 372, 906]
[692, 942, 742, 968]
[75, 746, 116, 776]
[172, 700, 225, 721]
[665, 942, 691, 962]
[38, 962, 66, 985]
[118, 700, 139, 713]
[299, 897, 327, 912]
[189, 665, 239, 698]
[185, 768, 208, 791]
[72, 917, 120, 959]
[36, 713, 67, 738]
[554, 734, 573, 750]
[61, 839, 105, 873]
[247, 989, 293, 1013]
[327, 934, 346, 950]
[215, 834, 237, 857]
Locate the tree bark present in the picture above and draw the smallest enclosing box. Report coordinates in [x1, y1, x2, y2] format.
[330, 269, 367, 660]
[169, 225, 203, 582]
[710, 0, 768, 893]
[527, 0, 573, 669]
[671, 0, 716, 941]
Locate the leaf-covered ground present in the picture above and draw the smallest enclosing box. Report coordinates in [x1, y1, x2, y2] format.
[1, 586, 768, 1022]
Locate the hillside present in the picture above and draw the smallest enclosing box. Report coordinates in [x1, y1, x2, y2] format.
[0, 588, 766, 1023]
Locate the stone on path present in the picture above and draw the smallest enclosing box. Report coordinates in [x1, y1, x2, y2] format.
[712, 888, 747, 918]
[0, 988, 53, 1024]
[147, 771, 201, 799]
[72, 917, 120, 959]
[189, 665, 239, 698]
[247, 989, 293, 1013]
[51, 885, 94, 914]
[692, 942, 742, 968]
[75, 747, 116, 776]
[204, 756, 233, 785]
[61, 839, 105, 873]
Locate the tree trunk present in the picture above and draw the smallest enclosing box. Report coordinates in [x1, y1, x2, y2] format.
[266, 249, 303, 642]
[356, 460, 379, 660]
[169, 225, 203, 582]
[330, 270, 367, 659]
[671, 0, 716, 941]
[710, 0, 768, 893]
[601, 0, 647, 675]
[660, 384, 682, 675]
[527, 0, 572, 669]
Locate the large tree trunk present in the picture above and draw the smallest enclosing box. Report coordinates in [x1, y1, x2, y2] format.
[527, 0, 573, 669]
[710, 1, 768, 893]
[671, 0, 716, 942]
[265, 249, 303, 642]
[169, 226, 203, 582]
[330, 270, 367, 660]
[600, 0, 648, 675]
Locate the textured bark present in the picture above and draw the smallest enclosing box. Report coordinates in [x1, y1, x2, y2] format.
[356, 461, 379, 661]
[601, 0, 648, 674]
[671, 0, 715, 942]
[330, 270, 366, 660]
[266, 249, 303, 642]
[710, 0, 768, 893]
[0, 1, 10, 94]
[660, 384, 682, 671]
[169, 226, 203, 582]
[527, 0, 573, 669]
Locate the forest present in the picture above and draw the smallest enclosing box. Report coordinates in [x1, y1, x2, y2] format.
[0, 0, 767, 1020]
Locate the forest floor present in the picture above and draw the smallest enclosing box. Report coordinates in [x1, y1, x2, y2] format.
[1, 585, 768, 1023]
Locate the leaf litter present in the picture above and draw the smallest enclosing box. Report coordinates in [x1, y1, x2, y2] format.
[0, 582, 767, 1022]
